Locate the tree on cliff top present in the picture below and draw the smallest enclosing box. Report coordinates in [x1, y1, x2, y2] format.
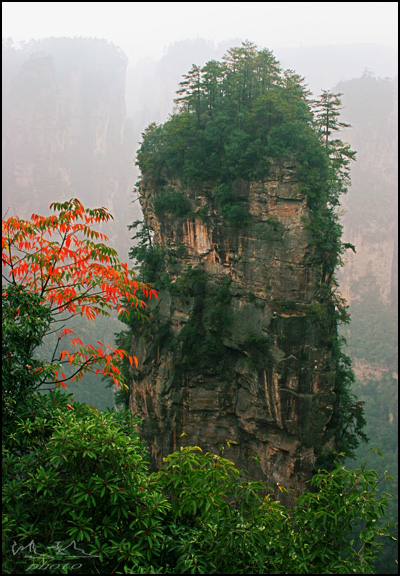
[135, 41, 355, 278]
[137, 41, 316, 185]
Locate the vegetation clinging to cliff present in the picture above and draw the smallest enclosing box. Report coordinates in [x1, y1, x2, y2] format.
[129, 43, 366, 464]
[136, 41, 355, 279]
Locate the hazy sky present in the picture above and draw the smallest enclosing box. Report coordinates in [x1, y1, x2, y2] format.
[2, 2, 398, 66]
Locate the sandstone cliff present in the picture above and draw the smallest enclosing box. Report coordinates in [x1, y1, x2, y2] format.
[129, 164, 341, 503]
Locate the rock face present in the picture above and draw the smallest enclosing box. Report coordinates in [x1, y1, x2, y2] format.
[130, 162, 338, 503]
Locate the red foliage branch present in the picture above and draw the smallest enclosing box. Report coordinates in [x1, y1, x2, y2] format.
[2, 198, 157, 389]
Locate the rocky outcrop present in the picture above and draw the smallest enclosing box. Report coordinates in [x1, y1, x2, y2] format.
[130, 163, 338, 504]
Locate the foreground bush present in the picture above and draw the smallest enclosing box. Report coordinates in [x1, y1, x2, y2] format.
[2, 391, 396, 574]
[3, 392, 169, 574]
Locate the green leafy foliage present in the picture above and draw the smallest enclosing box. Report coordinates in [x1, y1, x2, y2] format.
[3, 395, 396, 575]
[2, 285, 56, 445]
[152, 447, 396, 574]
[3, 392, 170, 574]
[153, 188, 190, 218]
[323, 336, 369, 463]
[221, 203, 251, 228]
[128, 219, 166, 284]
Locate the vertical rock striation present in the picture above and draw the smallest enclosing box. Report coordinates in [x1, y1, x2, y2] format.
[130, 163, 338, 503]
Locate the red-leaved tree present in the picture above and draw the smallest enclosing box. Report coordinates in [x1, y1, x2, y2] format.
[2, 198, 157, 390]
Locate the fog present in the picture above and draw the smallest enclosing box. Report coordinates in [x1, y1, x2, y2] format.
[2, 2, 398, 66]
[2, 4, 398, 571]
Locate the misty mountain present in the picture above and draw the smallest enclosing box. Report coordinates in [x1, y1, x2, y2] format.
[2, 37, 135, 259]
[276, 42, 398, 96]
[2, 35, 398, 572]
